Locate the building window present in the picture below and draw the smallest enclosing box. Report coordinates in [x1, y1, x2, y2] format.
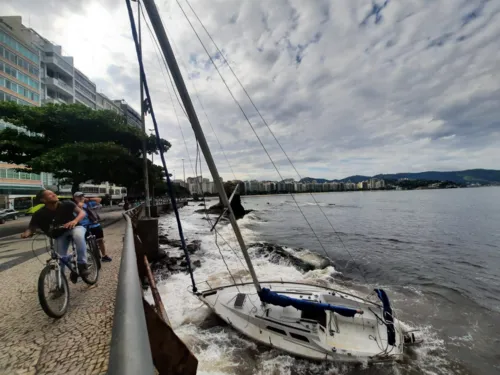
[0, 30, 39, 63]
[0, 60, 39, 89]
[0, 169, 6, 178]
[75, 81, 96, 101]
[75, 91, 96, 109]
[6, 169, 19, 179]
[1, 77, 39, 102]
[75, 71, 96, 92]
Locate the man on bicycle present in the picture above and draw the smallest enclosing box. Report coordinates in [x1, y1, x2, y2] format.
[21, 189, 91, 277]
[73, 192, 112, 262]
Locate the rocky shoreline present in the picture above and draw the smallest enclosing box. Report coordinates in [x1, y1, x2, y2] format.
[151, 233, 332, 280]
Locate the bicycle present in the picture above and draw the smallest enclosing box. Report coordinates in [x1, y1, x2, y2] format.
[85, 226, 102, 270]
[37, 225, 100, 319]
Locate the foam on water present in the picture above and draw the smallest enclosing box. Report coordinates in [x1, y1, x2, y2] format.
[155, 203, 452, 375]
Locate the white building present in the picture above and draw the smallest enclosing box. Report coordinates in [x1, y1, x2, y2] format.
[344, 182, 356, 191]
[96, 92, 122, 114]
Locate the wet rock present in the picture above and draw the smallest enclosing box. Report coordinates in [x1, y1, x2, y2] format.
[165, 239, 182, 248]
[152, 240, 203, 278]
[195, 181, 250, 219]
[186, 240, 201, 254]
[248, 242, 331, 272]
[168, 264, 183, 272]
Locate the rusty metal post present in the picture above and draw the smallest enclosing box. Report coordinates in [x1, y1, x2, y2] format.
[143, 255, 170, 326]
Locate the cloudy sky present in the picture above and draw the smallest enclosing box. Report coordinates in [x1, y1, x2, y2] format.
[4, 0, 500, 181]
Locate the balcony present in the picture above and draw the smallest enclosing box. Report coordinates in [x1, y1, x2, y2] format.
[43, 96, 68, 105]
[43, 52, 74, 77]
[45, 77, 73, 96]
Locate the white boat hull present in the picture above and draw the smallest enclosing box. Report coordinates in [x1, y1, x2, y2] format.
[198, 281, 405, 363]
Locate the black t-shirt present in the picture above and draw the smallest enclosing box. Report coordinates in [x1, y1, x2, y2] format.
[29, 201, 79, 235]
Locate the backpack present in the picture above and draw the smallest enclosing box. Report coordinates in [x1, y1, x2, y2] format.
[84, 203, 101, 223]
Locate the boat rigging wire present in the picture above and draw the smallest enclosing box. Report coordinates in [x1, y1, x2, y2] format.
[125, 0, 197, 292]
[181, 0, 371, 284]
[140, 3, 249, 279]
[175, 0, 335, 269]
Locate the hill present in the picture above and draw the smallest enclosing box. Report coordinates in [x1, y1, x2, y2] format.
[373, 169, 500, 184]
[300, 169, 500, 185]
[299, 175, 370, 184]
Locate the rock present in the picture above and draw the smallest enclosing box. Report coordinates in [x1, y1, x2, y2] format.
[249, 242, 331, 272]
[164, 239, 182, 248]
[169, 264, 183, 272]
[186, 240, 201, 254]
[152, 241, 203, 277]
[195, 181, 249, 219]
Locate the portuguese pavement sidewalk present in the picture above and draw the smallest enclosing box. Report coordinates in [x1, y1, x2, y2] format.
[0, 213, 125, 375]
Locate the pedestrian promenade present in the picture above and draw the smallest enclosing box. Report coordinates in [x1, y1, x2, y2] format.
[0, 216, 125, 375]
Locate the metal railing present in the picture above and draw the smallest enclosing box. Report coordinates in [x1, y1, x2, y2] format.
[108, 206, 155, 375]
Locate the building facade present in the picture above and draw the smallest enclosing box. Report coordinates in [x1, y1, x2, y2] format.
[0, 16, 138, 208]
[96, 92, 122, 114]
[113, 99, 142, 129]
[0, 17, 44, 208]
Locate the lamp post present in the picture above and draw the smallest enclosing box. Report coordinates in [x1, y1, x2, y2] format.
[182, 158, 185, 184]
[138, 1, 150, 217]
[148, 128, 155, 164]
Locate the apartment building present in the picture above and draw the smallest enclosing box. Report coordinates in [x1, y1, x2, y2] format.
[113, 99, 142, 129]
[0, 16, 138, 208]
[0, 16, 44, 208]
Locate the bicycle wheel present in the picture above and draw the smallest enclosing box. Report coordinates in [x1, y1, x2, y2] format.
[38, 266, 69, 319]
[88, 237, 101, 270]
[81, 249, 99, 285]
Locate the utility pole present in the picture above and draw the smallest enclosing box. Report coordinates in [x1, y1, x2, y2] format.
[138, 1, 151, 217]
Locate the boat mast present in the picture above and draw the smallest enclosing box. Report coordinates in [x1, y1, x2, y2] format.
[141, 0, 261, 293]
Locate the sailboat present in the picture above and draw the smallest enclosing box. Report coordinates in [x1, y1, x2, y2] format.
[131, 0, 420, 364]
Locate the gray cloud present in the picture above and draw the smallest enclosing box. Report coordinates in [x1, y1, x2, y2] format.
[5, 0, 500, 180]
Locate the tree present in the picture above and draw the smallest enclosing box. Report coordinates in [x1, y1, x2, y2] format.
[0, 102, 171, 192]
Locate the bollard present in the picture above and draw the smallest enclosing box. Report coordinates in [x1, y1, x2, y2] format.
[150, 205, 159, 218]
[136, 217, 160, 261]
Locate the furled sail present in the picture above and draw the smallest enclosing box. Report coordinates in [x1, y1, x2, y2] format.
[258, 288, 361, 318]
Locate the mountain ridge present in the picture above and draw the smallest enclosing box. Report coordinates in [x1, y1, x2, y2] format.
[299, 169, 500, 184]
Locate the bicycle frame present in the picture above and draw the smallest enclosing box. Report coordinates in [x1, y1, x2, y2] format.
[47, 235, 79, 287]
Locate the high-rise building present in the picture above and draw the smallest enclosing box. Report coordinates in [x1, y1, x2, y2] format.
[0, 16, 139, 208]
[0, 16, 45, 208]
[96, 92, 121, 114]
[114, 99, 142, 129]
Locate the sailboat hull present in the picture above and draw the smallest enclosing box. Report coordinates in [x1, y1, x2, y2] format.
[198, 281, 405, 363]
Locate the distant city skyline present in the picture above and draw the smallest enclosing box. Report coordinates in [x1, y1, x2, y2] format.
[175, 168, 499, 195]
